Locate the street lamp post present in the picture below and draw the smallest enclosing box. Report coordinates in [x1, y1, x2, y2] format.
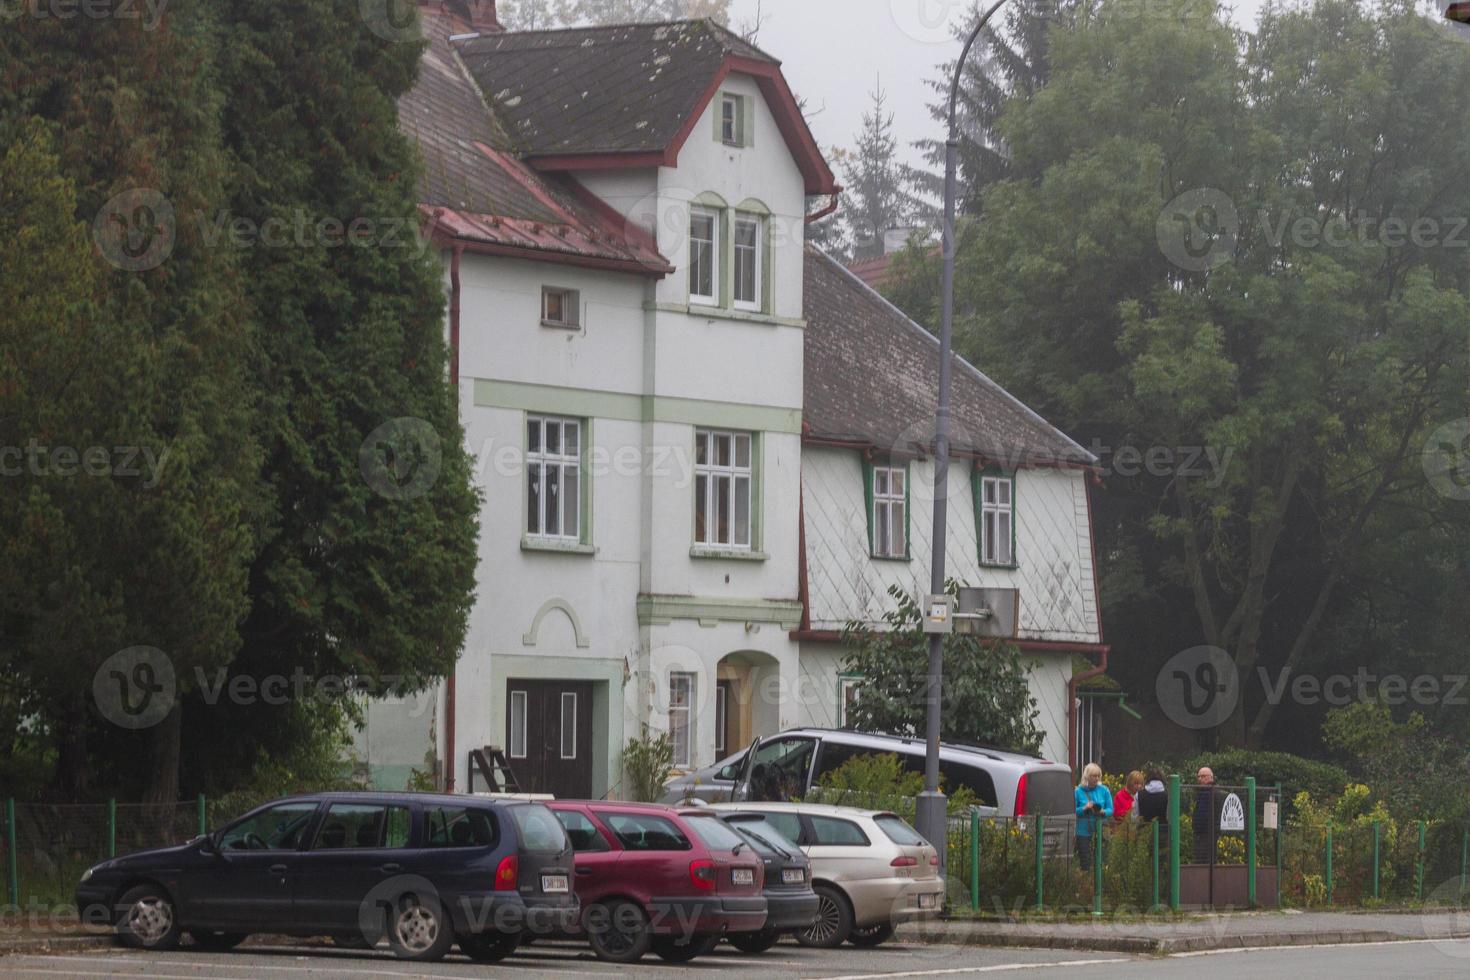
[915, 0, 1012, 879]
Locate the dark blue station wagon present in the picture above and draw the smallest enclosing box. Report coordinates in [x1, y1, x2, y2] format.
[75, 792, 578, 962]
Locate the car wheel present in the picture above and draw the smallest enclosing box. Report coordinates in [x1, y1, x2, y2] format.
[188, 930, 247, 951]
[386, 893, 455, 962]
[651, 934, 716, 962]
[585, 899, 652, 963]
[460, 931, 520, 963]
[728, 928, 780, 954]
[115, 884, 183, 951]
[847, 923, 894, 947]
[795, 884, 853, 949]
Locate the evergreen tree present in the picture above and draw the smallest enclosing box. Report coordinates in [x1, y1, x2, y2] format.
[840, 83, 932, 261]
[201, 0, 478, 788]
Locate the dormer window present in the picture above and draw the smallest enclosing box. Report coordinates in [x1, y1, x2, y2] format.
[721, 94, 743, 146]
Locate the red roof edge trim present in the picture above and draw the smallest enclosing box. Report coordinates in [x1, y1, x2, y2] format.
[790, 628, 1109, 656]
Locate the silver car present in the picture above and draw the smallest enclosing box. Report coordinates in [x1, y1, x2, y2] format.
[711, 802, 941, 948]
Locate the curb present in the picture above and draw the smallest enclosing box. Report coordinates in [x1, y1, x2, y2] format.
[0, 934, 115, 956]
[897, 924, 1470, 956]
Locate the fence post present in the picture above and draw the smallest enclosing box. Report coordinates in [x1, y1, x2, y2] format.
[198, 794, 207, 838]
[5, 798, 17, 906]
[1372, 821, 1381, 902]
[1168, 775, 1180, 911]
[1245, 777, 1257, 908]
[1275, 787, 1283, 910]
[1417, 820, 1426, 903]
[1461, 826, 1468, 901]
[1151, 819, 1160, 911]
[107, 798, 117, 859]
[970, 810, 980, 911]
[1034, 814, 1045, 912]
[1325, 823, 1334, 906]
[1092, 814, 1103, 916]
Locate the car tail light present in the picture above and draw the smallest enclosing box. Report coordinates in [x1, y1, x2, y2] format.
[890, 856, 919, 867]
[1014, 773, 1028, 817]
[495, 854, 519, 891]
[689, 859, 717, 891]
[929, 855, 940, 866]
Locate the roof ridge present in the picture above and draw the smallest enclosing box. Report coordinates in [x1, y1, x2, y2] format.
[808, 245, 1097, 466]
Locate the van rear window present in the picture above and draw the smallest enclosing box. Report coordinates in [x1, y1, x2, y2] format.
[424, 807, 498, 848]
[1022, 770, 1075, 815]
[511, 804, 569, 853]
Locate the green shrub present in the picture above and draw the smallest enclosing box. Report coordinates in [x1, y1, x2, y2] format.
[1180, 749, 1350, 805]
[622, 728, 674, 803]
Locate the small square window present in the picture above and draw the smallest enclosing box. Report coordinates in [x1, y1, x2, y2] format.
[542, 286, 580, 328]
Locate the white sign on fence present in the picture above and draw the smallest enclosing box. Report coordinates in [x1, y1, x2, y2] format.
[1263, 800, 1279, 830]
[1220, 792, 1246, 832]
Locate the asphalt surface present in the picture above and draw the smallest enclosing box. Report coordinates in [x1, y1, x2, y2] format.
[5, 937, 1470, 979]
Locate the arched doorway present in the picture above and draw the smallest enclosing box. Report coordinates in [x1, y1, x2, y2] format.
[715, 650, 781, 760]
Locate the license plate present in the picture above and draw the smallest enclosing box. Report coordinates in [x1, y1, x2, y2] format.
[732, 868, 755, 886]
[541, 875, 569, 894]
[781, 868, 804, 885]
[918, 892, 938, 909]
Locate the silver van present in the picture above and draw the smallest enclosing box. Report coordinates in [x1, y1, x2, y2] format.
[660, 727, 1075, 820]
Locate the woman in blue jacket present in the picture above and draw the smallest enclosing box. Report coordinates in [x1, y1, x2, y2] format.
[1075, 763, 1113, 867]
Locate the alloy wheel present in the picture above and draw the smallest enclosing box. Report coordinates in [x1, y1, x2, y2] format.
[128, 897, 173, 945]
[394, 903, 440, 953]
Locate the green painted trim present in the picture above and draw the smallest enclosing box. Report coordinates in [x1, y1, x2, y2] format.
[692, 190, 730, 210]
[644, 301, 805, 329]
[734, 197, 772, 216]
[689, 546, 769, 562]
[973, 464, 1019, 569]
[720, 205, 733, 308]
[752, 431, 764, 552]
[742, 93, 756, 148]
[521, 597, 592, 648]
[636, 594, 802, 629]
[862, 458, 875, 554]
[474, 380, 803, 435]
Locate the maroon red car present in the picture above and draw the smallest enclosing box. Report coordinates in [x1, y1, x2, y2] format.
[547, 801, 766, 962]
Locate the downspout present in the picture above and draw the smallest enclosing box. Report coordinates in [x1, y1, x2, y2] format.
[445, 241, 463, 792]
[804, 190, 841, 224]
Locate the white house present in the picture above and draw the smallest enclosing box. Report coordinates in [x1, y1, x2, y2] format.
[353, 0, 1107, 795]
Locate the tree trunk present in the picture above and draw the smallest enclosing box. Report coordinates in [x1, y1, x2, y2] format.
[54, 696, 91, 801]
[143, 701, 182, 807]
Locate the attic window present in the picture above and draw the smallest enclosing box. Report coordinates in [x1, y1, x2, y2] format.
[721, 94, 744, 146]
[542, 286, 581, 328]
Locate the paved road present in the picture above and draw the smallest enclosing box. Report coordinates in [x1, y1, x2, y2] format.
[5, 937, 1470, 979]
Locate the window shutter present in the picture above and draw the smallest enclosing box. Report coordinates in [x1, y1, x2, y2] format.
[970, 465, 984, 565]
[903, 461, 912, 560]
[742, 94, 756, 147]
[761, 216, 773, 314]
[862, 458, 876, 555]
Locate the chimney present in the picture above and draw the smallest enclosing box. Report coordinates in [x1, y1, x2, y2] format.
[466, 0, 503, 33]
[883, 227, 918, 256]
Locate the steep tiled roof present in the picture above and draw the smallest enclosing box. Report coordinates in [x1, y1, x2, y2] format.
[400, 10, 670, 274]
[803, 247, 1095, 468]
[456, 20, 775, 157]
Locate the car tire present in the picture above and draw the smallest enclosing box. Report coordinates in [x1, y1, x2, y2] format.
[728, 928, 780, 954]
[585, 899, 652, 963]
[795, 884, 853, 949]
[115, 884, 183, 951]
[460, 931, 520, 963]
[188, 930, 247, 951]
[386, 893, 455, 962]
[847, 923, 894, 947]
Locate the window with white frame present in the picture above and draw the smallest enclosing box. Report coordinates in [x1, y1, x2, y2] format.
[733, 214, 762, 311]
[721, 94, 743, 145]
[526, 416, 581, 541]
[541, 286, 580, 328]
[669, 672, 695, 768]
[689, 208, 718, 305]
[694, 429, 752, 549]
[979, 473, 1015, 566]
[509, 690, 528, 759]
[839, 677, 862, 728]
[872, 465, 906, 558]
[714, 681, 729, 757]
[560, 692, 577, 760]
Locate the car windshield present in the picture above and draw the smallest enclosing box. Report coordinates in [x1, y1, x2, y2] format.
[875, 814, 928, 847]
[684, 814, 748, 852]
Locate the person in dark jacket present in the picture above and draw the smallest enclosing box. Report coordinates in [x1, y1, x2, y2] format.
[1192, 766, 1216, 863]
[1136, 769, 1169, 825]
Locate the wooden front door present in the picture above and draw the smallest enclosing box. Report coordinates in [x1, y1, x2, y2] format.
[506, 679, 594, 799]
